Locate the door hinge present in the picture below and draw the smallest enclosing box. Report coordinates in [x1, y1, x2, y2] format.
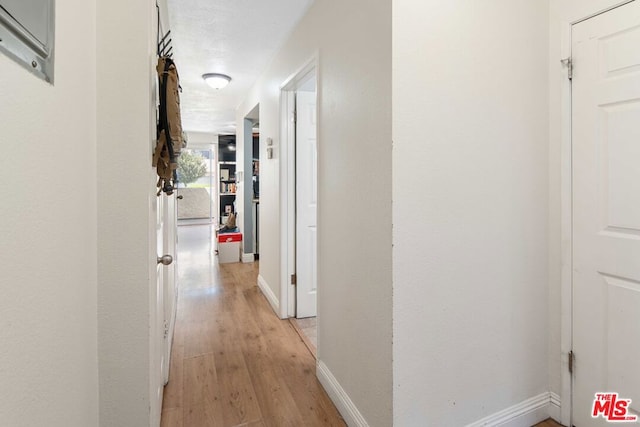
[291, 274, 297, 286]
[561, 57, 573, 80]
[163, 320, 169, 339]
[568, 350, 574, 374]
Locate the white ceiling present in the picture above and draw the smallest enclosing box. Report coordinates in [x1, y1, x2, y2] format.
[166, 0, 314, 135]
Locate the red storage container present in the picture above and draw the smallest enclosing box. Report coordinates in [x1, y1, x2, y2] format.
[218, 232, 242, 243]
[217, 232, 242, 263]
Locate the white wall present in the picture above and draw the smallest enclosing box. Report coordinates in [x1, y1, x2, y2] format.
[0, 1, 99, 426]
[186, 131, 218, 146]
[393, 1, 550, 425]
[236, 0, 392, 424]
[96, 0, 159, 425]
[547, 0, 633, 420]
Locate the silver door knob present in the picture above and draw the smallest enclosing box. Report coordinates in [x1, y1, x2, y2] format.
[157, 255, 173, 265]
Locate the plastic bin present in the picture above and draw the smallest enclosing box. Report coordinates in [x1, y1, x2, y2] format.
[217, 232, 242, 263]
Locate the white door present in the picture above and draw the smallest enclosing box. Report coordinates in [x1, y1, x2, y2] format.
[162, 192, 178, 384]
[152, 190, 177, 423]
[152, 193, 166, 425]
[295, 89, 318, 318]
[572, 3, 640, 424]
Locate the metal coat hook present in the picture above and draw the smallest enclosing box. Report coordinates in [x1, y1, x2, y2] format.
[158, 31, 172, 57]
[156, 4, 173, 58]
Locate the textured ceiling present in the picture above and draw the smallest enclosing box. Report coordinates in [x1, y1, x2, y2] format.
[167, 0, 314, 135]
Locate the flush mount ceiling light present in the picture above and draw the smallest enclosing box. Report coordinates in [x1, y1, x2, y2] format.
[202, 73, 232, 90]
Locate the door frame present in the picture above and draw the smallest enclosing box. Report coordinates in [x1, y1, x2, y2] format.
[279, 53, 319, 320]
[559, 2, 636, 425]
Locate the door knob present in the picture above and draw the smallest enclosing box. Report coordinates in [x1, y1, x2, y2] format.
[177, 195, 183, 199]
[157, 255, 173, 265]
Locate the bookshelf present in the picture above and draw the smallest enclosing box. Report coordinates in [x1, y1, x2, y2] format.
[218, 160, 236, 225]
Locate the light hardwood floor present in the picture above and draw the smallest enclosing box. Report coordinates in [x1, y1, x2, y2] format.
[534, 419, 563, 427]
[162, 227, 565, 427]
[161, 226, 345, 427]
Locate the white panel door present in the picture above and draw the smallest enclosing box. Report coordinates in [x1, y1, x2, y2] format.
[162, 193, 178, 384]
[152, 192, 166, 426]
[572, 3, 640, 425]
[296, 89, 318, 318]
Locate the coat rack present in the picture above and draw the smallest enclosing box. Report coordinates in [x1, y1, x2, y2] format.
[156, 5, 173, 58]
[158, 30, 173, 58]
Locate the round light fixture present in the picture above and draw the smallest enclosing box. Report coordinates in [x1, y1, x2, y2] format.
[202, 73, 232, 90]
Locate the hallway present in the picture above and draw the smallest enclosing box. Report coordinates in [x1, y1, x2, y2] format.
[161, 225, 345, 427]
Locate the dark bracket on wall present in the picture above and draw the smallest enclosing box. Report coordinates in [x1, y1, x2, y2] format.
[156, 5, 173, 58]
[158, 30, 173, 58]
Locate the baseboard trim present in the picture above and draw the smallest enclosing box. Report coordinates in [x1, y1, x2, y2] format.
[257, 275, 279, 315]
[466, 392, 557, 427]
[242, 253, 255, 263]
[317, 360, 369, 427]
[549, 392, 561, 423]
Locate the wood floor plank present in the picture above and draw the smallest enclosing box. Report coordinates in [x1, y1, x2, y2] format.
[211, 294, 263, 426]
[241, 286, 343, 426]
[239, 315, 319, 426]
[163, 344, 184, 410]
[233, 421, 267, 427]
[183, 354, 225, 427]
[160, 408, 183, 427]
[533, 419, 564, 427]
[161, 226, 345, 427]
[182, 292, 227, 359]
[227, 283, 309, 427]
[184, 400, 224, 427]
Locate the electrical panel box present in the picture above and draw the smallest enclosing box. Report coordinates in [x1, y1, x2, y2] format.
[0, 0, 55, 83]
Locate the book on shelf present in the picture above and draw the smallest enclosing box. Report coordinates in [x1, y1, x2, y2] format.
[220, 183, 237, 193]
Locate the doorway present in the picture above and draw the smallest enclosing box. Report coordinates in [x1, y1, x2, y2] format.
[570, 2, 640, 425]
[176, 145, 217, 225]
[243, 104, 260, 262]
[294, 79, 318, 319]
[281, 58, 318, 352]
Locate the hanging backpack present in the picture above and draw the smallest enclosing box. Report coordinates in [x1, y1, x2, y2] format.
[153, 56, 185, 195]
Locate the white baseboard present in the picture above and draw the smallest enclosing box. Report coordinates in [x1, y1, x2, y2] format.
[257, 275, 279, 315]
[466, 392, 558, 427]
[317, 360, 369, 427]
[549, 393, 561, 423]
[242, 253, 255, 263]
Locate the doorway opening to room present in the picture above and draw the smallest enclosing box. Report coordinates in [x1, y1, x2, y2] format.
[243, 104, 260, 263]
[176, 144, 217, 225]
[281, 59, 318, 356]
